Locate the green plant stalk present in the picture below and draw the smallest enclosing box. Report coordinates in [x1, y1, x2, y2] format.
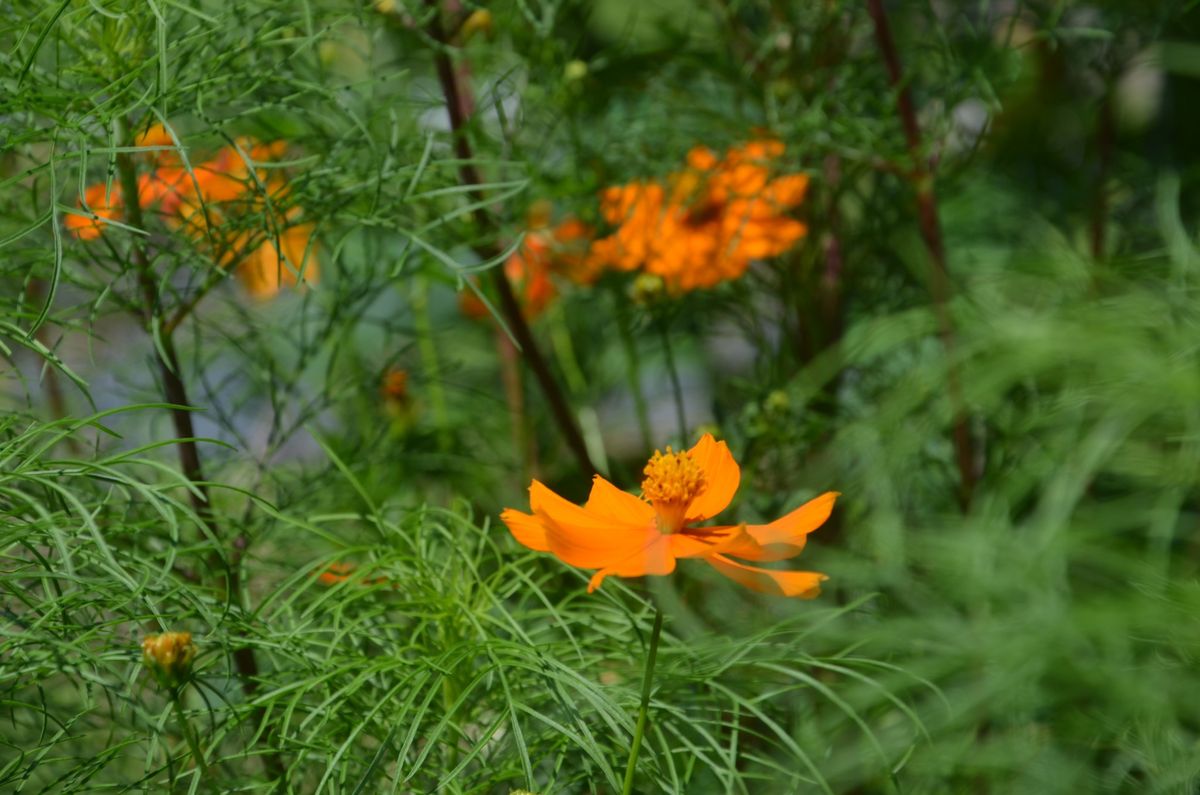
[614, 291, 653, 451]
[658, 320, 688, 444]
[411, 274, 451, 451]
[424, 1, 596, 476]
[548, 302, 587, 395]
[171, 691, 210, 778]
[621, 607, 664, 795]
[866, 0, 976, 511]
[115, 119, 283, 782]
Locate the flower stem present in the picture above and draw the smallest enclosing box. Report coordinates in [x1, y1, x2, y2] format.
[621, 607, 664, 795]
[411, 274, 451, 451]
[658, 321, 688, 444]
[171, 691, 209, 778]
[116, 118, 282, 783]
[423, 2, 595, 476]
[866, 0, 976, 511]
[614, 292, 653, 451]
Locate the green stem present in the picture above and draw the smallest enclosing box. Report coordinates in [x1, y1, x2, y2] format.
[548, 301, 587, 395]
[615, 292, 653, 451]
[411, 274, 451, 451]
[658, 321, 688, 444]
[171, 691, 209, 778]
[621, 607, 664, 795]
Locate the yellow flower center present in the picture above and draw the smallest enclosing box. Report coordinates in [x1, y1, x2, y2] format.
[642, 447, 706, 532]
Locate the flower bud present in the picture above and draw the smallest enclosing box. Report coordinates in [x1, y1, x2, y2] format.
[764, 389, 790, 414]
[629, 273, 666, 306]
[459, 9, 494, 43]
[564, 59, 588, 82]
[142, 632, 196, 689]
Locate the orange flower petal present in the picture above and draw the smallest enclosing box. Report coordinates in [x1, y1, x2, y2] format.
[136, 123, 175, 149]
[66, 183, 123, 239]
[763, 173, 810, 208]
[683, 434, 740, 523]
[702, 492, 837, 562]
[668, 524, 755, 559]
[317, 562, 355, 585]
[686, 146, 719, 171]
[587, 533, 675, 592]
[739, 491, 838, 561]
[530, 480, 658, 569]
[239, 223, 318, 299]
[500, 508, 550, 552]
[584, 476, 655, 525]
[705, 554, 826, 598]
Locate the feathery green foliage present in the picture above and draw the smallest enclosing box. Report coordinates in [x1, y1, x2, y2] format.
[4, 0, 1200, 793]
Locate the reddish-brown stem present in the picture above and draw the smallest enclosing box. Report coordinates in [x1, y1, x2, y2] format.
[820, 154, 845, 347]
[115, 140, 281, 781]
[425, 3, 596, 475]
[867, 0, 976, 511]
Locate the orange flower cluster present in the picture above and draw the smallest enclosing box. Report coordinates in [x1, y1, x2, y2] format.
[502, 434, 834, 597]
[587, 140, 809, 291]
[66, 124, 318, 300]
[460, 204, 593, 320]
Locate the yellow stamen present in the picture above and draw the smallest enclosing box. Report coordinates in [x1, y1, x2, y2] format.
[642, 447, 706, 532]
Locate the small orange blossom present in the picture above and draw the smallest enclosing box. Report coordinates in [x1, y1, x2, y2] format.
[68, 123, 317, 300]
[502, 434, 834, 597]
[460, 205, 593, 319]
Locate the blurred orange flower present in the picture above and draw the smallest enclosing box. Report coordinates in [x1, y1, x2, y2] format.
[314, 562, 391, 587]
[67, 123, 317, 300]
[65, 183, 123, 240]
[379, 367, 417, 428]
[460, 204, 594, 319]
[381, 368, 409, 402]
[501, 433, 834, 596]
[587, 140, 809, 291]
[316, 562, 356, 585]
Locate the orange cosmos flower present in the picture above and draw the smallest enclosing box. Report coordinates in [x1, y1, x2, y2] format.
[501, 434, 834, 597]
[134, 123, 190, 216]
[587, 140, 809, 291]
[66, 183, 123, 239]
[233, 220, 319, 300]
[68, 124, 318, 300]
[460, 208, 594, 319]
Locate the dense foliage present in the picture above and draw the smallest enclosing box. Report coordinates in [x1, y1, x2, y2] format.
[4, 1, 1200, 792]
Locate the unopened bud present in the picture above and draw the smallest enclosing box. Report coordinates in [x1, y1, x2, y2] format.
[764, 389, 790, 414]
[629, 273, 666, 306]
[564, 59, 588, 82]
[142, 632, 196, 689]
[460, 9, 494, 43]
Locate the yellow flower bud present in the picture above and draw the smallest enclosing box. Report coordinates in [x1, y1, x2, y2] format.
[764, 389, 790, 414]
[142, 632, 196, 689]
[459, 9, 494, 43]
[629, 273, 666, 306]
[564, 59, 588, 81]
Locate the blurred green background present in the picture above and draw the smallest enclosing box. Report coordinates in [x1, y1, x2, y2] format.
[5, 0, 1200, 792]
